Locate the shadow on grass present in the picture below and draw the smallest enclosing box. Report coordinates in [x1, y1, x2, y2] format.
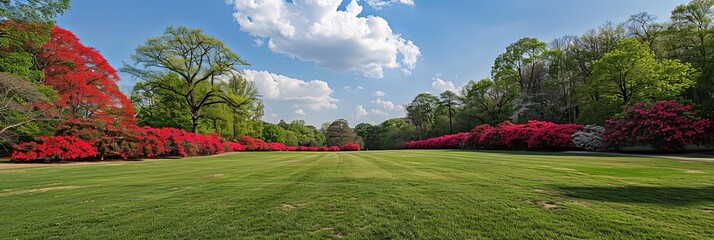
[554, 185, 714, 206]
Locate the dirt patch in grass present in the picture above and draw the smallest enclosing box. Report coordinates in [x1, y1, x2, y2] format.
[1, 186, 85, 197]
[552, 167, 577, 171]
[683, 169, 706, 174]
[203, 173, 225, 179]
[540, 201, 559, 209]
[703, 209, 714, 214]
[570, 201, 590, 208]
[279, 203, 306, 211]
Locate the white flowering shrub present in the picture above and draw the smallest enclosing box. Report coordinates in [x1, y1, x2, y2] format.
[572, 125, 605, 151]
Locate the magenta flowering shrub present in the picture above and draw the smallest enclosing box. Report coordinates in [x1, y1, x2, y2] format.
[604, 100, 712, 152]
[402, 132, 469, 149]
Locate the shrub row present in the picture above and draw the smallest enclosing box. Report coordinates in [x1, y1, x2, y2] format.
[402, 132, 469, 149]
[603, 100, 712, 152]
[11, 118, 358, 162]
[238, 136, 345, 152]
[404, 101, 713, 153]
[464, 121, 584, 151]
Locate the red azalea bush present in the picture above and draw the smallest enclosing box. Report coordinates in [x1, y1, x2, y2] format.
[604, 100, 713, 152]
[11, 118, 234, 161]
[463, 124, 493, 147]
[403, 132, 469, 149]
[340, 143, 361, 151]
[528, 123, 584, 150]
[478, 121, 514, 149]
[239, 136, 270, 151]
[11, 136, 97, 162]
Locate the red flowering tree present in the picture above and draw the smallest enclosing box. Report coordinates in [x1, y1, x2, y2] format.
[604, 100, 712, 152]
[37, 26, 134, 119]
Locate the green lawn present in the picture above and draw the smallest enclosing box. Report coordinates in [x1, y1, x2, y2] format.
[1, 150, 713, 239]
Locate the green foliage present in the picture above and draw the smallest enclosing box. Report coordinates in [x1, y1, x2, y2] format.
[0, 0, 70, 22]
[261, 122, 285, 143]
[122, 26, 253, 133]
[406, 93, 439, 139]
[325, 119, 359, 147]
[377, 118, 414, 149]
[354, 123, 380, 150]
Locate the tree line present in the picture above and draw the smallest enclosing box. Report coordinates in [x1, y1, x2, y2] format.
[355, 0, 714, 149]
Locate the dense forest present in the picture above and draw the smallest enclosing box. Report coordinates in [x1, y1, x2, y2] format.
[1, 0, 713, 155]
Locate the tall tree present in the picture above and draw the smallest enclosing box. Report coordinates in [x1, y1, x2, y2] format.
[0, 72, 56, 149]
[122, 26, 252, 133]
[405, 93, 439, 139]
[438, 90, 459, 134]
[458, 78, 518, 126]
[492, 37, 548, 96]
[38, 26, 134, 119]
[0, 0, 70, 22]
[325, 119, 359, 147]
[354, 122, 380, 150]
[377, 118, 414, 149]
[582, 39, 696, 124]
[666, 0, 714, 116]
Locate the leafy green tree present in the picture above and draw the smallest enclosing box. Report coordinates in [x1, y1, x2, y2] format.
[0, 72, 57, 152]
[589, 39, 695, 105]
[406, 93, 439, 139]
[492, 37, 548, 96]
[325, 119, 359, 147]
[354, 123, 380, 150]
[283, 130, 299, 146]
[1, 0, 70, 22]
[123, 26, 253, 133]
[262, 122, 285, 143]
[438, 90, 459, 134]
[377, 118, 414, 149]
[457, 78, 518, 126]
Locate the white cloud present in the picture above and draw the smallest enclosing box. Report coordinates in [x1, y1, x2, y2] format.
[432, 77, 458, 93]
[242, 70, 338, 110]
[372, 90, 386, 97]
[371, 98, 402, 111]
[293, 108, 306, 115]
[271, 113, 278, 118]
[354, 105, 369, 119]
[253, 38, 264, 47]
[227, 0, 420, 78]
[343, 85, 365, 93]
[365, 0, 415, 10]
[371, 108, 388, 116]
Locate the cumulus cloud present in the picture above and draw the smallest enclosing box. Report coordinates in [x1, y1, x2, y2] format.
[371, 98, 402, 111]
[343, 85, 365, 93]
[293, 108, 306, 115]
[365, 0, 415, 10]
[253, 38, 264, 47]
[242, 70, 338, 110]
[373, 90, 386, 97]
[370, 108, 388, 116]
[432, 76, 458, 93]
[227, 0, 420, 78]
[354, 105, 369, 119]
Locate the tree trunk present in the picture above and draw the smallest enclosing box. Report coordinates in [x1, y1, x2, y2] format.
[191, 110, 200, 134]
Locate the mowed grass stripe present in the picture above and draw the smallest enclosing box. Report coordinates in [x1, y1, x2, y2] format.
[0, 150, 713, 239]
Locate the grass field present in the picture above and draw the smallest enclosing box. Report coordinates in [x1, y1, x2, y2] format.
[1, 150, 713, 239]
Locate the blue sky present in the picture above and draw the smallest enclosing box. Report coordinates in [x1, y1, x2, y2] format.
[55, 0, 689, 126]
